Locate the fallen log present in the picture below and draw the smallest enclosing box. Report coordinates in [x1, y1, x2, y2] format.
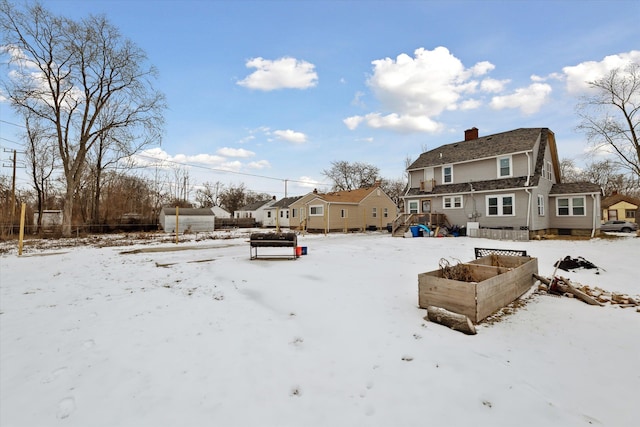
[425, 306, 477, 335]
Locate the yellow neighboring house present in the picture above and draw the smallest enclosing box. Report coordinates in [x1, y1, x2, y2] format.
[601, 193, 640, 223]
[289, 183, 398, 233]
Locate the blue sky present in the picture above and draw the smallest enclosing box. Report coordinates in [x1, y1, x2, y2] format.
[1, 0, 639, 198]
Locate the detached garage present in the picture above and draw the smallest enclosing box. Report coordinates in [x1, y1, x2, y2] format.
[159, 208, 215, 233]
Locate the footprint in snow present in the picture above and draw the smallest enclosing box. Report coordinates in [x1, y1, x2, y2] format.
[57, 396, 76, 419]
[42, 366, 68, 384]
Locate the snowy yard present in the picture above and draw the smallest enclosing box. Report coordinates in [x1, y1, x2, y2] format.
[1, 231, 638, 426]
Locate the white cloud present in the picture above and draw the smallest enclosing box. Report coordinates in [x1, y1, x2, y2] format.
[351, 91, 366, 107]
[346, 46, 502, 133]
[356, 137, 374, 143]
[127, 148, 248, 172]
[490, 82, 552, 115]
[237, 57, 318, 91]
[246, 160, 271, 169]
[349, 112, 443, 133]
[460, 99, 482, 110]
[563, 50, 640, 95]
[273, 129, 307, 144]
[343, 115, 364, 130]
[480, 78, 510, 93]
[216, 147, 255, 158]
[296, 176, 323, 189]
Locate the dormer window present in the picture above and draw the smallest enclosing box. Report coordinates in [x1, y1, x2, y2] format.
[498, 156, 512, 178]
[442, 165, 453, 184]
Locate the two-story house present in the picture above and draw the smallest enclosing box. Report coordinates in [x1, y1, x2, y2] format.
[402, 127, 602, 238]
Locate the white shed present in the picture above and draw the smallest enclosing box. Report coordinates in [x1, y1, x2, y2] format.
[211, 206, 231, 218]
[159, 207, 215, 233]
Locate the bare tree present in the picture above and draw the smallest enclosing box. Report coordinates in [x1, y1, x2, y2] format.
[22, 112, 57, 233]
[1, 1, 165, 236]
[322, 160, 381, 191]
[577, 62, 640, 179]
[218, 183, 248, 216]
[560, 158, 581, 183]
[195, 181, 224, 208]
[562, 158, 636, 197]
[169, 165, 193, 205]
[380, 177, 406, 209]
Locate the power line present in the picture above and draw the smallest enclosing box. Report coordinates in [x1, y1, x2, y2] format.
[134, 153, 328, 187]
[0, 119, 26, 129]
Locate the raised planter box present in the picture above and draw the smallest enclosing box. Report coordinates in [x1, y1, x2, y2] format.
[418, 255, 538, 323]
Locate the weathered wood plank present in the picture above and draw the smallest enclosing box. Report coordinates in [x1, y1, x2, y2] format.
[418, 256, 538, 324]
[418, 271, 477, 321]
[476, 258, 537, 320]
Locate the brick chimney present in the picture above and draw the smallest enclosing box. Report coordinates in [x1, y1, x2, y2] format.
[464, 127, 479, 141]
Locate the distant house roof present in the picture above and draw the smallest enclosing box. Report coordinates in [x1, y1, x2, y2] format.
[549, 183, 602, 195]
[211, 206, 231, 217]
[238, 199, 272, 211]
[601, 194, 640, 208]
[161, 208, 215, 216]
[315, 185, 384, 204]
[270, 196, 303, 209]
[408, 128, 544, 169]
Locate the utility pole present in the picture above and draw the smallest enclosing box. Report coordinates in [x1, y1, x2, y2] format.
[10, 150, 16, 231]
[2, 149, 21, 235]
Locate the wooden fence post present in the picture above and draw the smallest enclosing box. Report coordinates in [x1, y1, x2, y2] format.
[18, 203, 26, 256]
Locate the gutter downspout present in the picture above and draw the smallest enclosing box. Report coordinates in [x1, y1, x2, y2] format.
[326, 202, 331, 235]
[591, 194, 597, 238]
[525, 152, 531, 187]
[525, 188, 532, 233]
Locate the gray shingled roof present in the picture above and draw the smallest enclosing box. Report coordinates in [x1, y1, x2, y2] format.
[405, 176, 536, 196]
[408, 128, 544, 169]
[161, 208, 214, 216]
[550, 182, 602, 195]
[270, 196, 303, 209]
[238, 199, 272, 211]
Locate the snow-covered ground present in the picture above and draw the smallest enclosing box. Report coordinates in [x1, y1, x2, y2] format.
[1, 231, 638, 427]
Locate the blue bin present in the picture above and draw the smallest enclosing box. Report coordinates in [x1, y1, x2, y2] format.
[301, 246, 307, 255]
[410, 225, 420, 237]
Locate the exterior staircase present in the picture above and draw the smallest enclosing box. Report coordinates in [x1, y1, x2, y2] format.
[391, 213, 450, 237]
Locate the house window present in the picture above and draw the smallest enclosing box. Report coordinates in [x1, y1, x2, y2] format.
[372, 207, 377, 218]
[383, 208, 389, 218]
[486, 194, 515, 216]
[442, 165, 453, 184]
[443, 196, 463, 209]
[557, 197, 585, 216]
[537, 195, 545, 216]
[341, 209, 348, 218]
[280, 210, 284, 218]
[626, 209, 636, 219]
[310, 205, 324, 216]
[267, 211, 272, 218]
[498, 156, 512, 177]
[543, 160, 553, 181]
[408, 201, 418, 214]
[291, 208, 297, 218]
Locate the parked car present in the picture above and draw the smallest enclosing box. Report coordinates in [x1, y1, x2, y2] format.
[600, 220, 639, 233]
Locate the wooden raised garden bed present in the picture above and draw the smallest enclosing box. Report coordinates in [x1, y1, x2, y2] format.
[418, 255, 538, 323]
